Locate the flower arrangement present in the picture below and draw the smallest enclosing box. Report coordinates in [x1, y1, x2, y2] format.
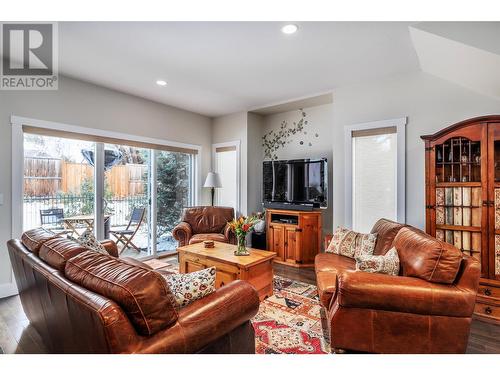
[228, 215, 258, 255]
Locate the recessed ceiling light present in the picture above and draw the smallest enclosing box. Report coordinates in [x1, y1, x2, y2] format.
[156, 80, 167, 86]
[281, 24, 298, 34]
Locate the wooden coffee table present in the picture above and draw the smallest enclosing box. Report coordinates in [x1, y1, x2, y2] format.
[177, 241, 277, 301]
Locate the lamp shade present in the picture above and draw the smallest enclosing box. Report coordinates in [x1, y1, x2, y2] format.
[204, 172, 222, 188]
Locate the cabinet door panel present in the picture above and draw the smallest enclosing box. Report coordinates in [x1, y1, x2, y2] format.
[427, 123, 488, 278]
[488, 123, 500, 280]
[285, 227, 298, 262]
[301, 214, 320, 263]
[215, 269, 238, 288]
[270, 225, 285, 261]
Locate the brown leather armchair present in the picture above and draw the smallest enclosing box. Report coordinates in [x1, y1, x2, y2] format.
[317, 219, 481, 354]
[172, 206, 236, 246]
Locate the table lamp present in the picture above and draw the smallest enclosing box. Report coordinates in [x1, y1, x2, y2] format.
[203, 172, 222, 206]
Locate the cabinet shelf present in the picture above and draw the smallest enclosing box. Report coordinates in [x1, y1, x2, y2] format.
[436, 224, 482, 232]
[435, 182, 482, 187]
[436, 162, 480, 165]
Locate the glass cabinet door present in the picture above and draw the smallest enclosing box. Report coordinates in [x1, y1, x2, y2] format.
[488, 123, 500, 280]
[431, 125, 488, 277]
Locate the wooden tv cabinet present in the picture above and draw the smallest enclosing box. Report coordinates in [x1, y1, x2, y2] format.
[265, 208, 322, 268]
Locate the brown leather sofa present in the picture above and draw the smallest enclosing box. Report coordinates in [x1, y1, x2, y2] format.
[316, 219, 481, 354]
[7, 228, 259, 354]
[172, 206, 236, 246]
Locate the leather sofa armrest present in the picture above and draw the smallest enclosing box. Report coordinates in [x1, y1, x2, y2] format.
[135, 280, 259, 354]
[336, 270, 476, 317]
[100, 240, 119, 257]
[172, 221, 193, 247]
[223, 223, 236, 244]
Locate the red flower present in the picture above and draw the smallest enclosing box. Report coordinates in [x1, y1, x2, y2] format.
[242, 224, 250, 232]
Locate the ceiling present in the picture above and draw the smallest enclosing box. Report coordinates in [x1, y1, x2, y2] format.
[57, 22, 420, 117]
[410, 22, 500, 100]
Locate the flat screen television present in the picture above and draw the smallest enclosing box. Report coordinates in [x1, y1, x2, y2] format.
[263, 158, 327, 208]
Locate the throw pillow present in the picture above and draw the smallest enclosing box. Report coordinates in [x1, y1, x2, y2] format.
[163, 267, 216, 308]
[75, 229, 109, 255]
[326, 227, 377, 259]
[355, 247, 400, 276]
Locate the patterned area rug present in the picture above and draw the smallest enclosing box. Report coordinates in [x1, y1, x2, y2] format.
[253, 276, 329, 354]
[143, 259, 330, 354]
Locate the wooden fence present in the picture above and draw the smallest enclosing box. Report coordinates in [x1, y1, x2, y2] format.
[24, 157, 148, 197]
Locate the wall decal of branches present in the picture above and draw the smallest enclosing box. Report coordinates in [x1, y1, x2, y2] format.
[262, 109, 308, 160]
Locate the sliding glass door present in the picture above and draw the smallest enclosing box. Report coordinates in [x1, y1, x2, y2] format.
[104, 144, 152, 258]
[22, 128, 197, 259]
[155, 150, 193, 255]
[23, 133, 96, 236]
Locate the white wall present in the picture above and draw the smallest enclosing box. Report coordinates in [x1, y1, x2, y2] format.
[333, 71, 500, 230]
[212, 112, 248, 215]
[0, 75, 212, 291]
[246, 112, 265, 215]
[260, 104, 334, 236]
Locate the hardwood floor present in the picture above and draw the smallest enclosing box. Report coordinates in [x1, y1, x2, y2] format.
[1, 262, 499, 354]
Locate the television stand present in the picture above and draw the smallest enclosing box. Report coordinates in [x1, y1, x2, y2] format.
[265, 208, 322, 268]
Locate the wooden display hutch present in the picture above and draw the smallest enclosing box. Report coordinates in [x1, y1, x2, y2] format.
[422, 116, 500, 324]
[265, 208, 322, 268]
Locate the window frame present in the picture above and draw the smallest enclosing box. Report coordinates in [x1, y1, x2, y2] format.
[344, 117, 407, 229]
[11, 115, 201, 255]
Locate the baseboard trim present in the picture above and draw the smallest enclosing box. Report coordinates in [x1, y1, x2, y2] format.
[0, 281, 18, 299]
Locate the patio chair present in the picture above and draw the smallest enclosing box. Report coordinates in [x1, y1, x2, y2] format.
[39, 208, 72, 235]
[110, 207, 146, 254]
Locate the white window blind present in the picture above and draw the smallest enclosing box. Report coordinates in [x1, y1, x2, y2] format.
[215, 147, 237, 211]
[352, 128, 398, 233]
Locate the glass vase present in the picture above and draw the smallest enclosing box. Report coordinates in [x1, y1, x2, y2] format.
[235, 233, 250, 256]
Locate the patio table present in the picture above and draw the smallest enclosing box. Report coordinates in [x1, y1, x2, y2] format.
[62, 214, 111, 238]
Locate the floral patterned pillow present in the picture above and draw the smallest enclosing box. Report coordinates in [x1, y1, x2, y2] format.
[75, 229, 108, 255]
[163, 267, 216, 308]
[326, 227, 377, 259]
[326, 227, 349, 253]
[355, 247, 400, 276]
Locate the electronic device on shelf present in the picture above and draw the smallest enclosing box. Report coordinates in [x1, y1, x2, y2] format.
[262, 158, 327, 210]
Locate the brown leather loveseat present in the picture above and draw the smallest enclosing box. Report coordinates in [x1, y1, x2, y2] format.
[7, 228, 259, 353]
[172, 206, 236, 246]
[316, 219, 481, 354]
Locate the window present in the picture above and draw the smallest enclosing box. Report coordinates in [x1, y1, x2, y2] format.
[213, 142, 239, 214]
[15, 116, 198, 260]
[345, 118, 406, 232]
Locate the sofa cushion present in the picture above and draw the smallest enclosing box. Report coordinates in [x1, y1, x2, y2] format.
[39, 237, 87, 271]
[326, 228, 377, 259]
[189, 233, 227, 244]
[21, 228, 59, 255]
[393, 227, 463, 284]
[75, 229, 108, 254]
[370, 218, 405, 255]
[65, 251, 178, 336]
[355, 247, 400, 276]
[163, 267, 216, 308]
